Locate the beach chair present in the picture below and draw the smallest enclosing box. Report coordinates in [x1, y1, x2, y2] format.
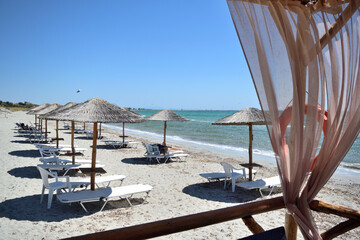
[199, 172, 227, 182]
[69, 174, 127, 189]
[37, 166, 72, 209]
[39, 147, 60, 157]
[221, 162, 258, 192]
[235, 176, 281, 197]
[57, 184, 153, 212]
[104, 140, 140, 149]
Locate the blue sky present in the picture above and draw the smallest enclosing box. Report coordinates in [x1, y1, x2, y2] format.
[0, 0, 259, 110]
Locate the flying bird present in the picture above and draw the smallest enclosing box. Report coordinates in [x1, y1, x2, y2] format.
[77, 89, 81, 93]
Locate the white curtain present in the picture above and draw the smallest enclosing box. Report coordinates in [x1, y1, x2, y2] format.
[226, 0, 360, 238]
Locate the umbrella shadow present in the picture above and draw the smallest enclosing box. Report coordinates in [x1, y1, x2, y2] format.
[182, 182, 260, 203]
[8, 149, 40, 158]
[95, 145, 120, 150]
[121, 157, 154, 165]
[75, 136, 92, 140]
[0, 195, 145, 222]
[8, 166, 41, 179]
[11, 140, 32, 144]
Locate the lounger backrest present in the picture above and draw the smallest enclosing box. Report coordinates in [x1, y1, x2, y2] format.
[220, 162, 235, 178]
[37, 166, 56, 189]
[39, 147, 56, 158]
[142, 142, 152, 154]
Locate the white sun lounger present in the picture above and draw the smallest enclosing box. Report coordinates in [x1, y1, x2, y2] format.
[39, 157, 99, 165]
[104, 140, 140, 149]
[37, 163, 105, 176]
[235, 176, 281, 197]
[57, 184, 153, 212]
[69, 174, 127, 189]
[199, 172, 227, 182]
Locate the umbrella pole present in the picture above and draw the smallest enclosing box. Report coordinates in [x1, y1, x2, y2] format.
[83, 122, 86, 130]
[34, 115, 37, 128]
[40, 119, 43, 133]
[56, 120, 59, 148]
[248, 124, 253, 181]
[91, 122, 98, 190]
[45, 119, 48, 139]
[122, 122, 125, 143]
[163, 121, 167, 146]
[71, 121, 75, 164]
[99, 123, 102, 139]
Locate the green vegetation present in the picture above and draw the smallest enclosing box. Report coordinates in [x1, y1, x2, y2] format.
[0, 101, 37, 111]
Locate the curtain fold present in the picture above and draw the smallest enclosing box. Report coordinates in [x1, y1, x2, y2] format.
[226, 0, 360, 239]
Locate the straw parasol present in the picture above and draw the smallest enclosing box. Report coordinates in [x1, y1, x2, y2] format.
[145, 110, 189, 146]
[27, 103, 50, 127]
[119, 108, 143, 142]
[41, 102, 78, 148]
[49, 98, 144, 190]
[34, 104, 62, 138]
[212, 107, 268, 181]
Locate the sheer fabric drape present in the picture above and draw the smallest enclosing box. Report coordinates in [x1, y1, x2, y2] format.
[226, 0, 360, 239]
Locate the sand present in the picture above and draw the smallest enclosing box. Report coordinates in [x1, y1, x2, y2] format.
[0, 111, 359, 239]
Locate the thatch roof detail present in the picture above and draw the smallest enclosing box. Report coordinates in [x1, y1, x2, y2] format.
[48, 98, 144, 123]
[122, 108, 142, 116]
[212, 107, 268, 126]
[33, 104, 62, 116]
[145, 110, 189, 122]
[39, 102, 77, 120]
[27, 103, 50, 115]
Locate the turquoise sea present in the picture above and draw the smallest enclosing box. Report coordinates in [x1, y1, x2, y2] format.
[107, 110, 360, 175]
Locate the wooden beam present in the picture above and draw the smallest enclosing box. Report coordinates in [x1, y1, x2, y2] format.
[310, 200, 360, 221]
[285, 212, 297, 240]
[242, 216, 264, 234]
[63, 197, 284, 240]
[71, 121, 75, 164]
[91, 122, 98, 191]
[321, 219, 360, 240]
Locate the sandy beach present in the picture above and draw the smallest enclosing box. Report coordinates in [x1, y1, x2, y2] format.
[0, 111, 359, 239]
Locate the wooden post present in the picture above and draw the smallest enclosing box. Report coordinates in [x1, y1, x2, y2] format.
[122, 122, 125, 142]
[56, 120, 59, 148]
[285, 211, 297, 240]
[163, 121, 167, 146]
[83, 122, 86, 130]
[99, 123, 102, 139]
[242, 216, 264, 234]
[71, 121, 75, 164]
[40, 119, 43, 133]
[34, 115, 37, 127]
[91, 122, 98, 190]
[248, 124, 253, 181]
[45, 119, 48, 139]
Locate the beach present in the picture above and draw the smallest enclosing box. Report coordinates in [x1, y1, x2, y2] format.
[1, 111, 359, 239]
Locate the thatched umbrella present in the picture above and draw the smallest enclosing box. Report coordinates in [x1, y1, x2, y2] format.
[145, 110, 189, 146]
[27, 103, 50, 127]
[41, 102, 77, 148]
[119, 108, 143, 142]
[35, 104, 62, 139]
[212, 107, 268, 181]
[48, 98, 144, 190]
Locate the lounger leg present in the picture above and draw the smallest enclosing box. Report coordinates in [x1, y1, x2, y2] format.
[232, 178, 236, 192]
[48, 189, 54, 209]
[79, 202, 89, 213]
[99, 199, 109, 212]
[40, 186, 45, 203]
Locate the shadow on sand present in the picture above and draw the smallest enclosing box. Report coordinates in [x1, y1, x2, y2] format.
[8, 166, 40, 179]
[0, 194, 143, 222]
[182, 182, 260, 204]
[121, 157, 155, 165]
[8, 149, 40, 158]
[11, 140, 32, 144]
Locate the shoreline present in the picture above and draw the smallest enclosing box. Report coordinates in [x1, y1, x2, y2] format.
[1, 111, 359, 239]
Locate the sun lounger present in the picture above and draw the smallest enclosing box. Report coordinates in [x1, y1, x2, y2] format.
[37, 163, 105, 176]
[57, 184, 153, 212]
[39, 157, 100, 165]
[104, 140, 140, 149]
[199, 172, 227, 182]
[235, 176, 281, 197]
[69, 175, 126, 189]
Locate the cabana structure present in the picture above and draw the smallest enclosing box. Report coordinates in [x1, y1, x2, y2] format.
[65, 1, 360, 239]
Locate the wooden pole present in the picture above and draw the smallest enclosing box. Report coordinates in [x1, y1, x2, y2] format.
[163, 121, 167, 146]
[40, 119, 43, 133]
[99, 123, 102, 139]
[83, 122, 86, 130]
[91, 122, 98, 190]
[242, 216, 264, 234]
[122, 122, 125, 142]
[285, 212, 297, 240]
[34, 115, 37, 127]
[64, 197, 284, 240]
[56, 120, 59, 148]
[71, 121, 75, 164]
[45, 119, 48, 139]
[248, 124, 253, 181]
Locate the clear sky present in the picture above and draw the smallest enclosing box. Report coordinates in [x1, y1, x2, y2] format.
[0, 0, 259, 110]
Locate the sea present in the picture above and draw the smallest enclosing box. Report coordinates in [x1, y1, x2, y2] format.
[106, 110, 360, 176]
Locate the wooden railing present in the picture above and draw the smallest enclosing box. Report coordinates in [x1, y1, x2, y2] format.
[63, 197, 360, 240]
